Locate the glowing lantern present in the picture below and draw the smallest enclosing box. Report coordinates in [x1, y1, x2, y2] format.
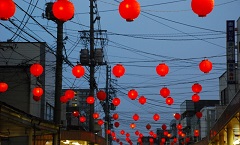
[192, 93, 200, 102]
[167, 133, 172, 138]
[112, 64, 125, 78]
[186, 137, 190, 143]
[181, 133, 186, 138]
[32, 87, 43, 97]
[111, 131, 116, 137]
[174, 113, 181, 120]
[173, 138, 177, 143]
[139, 133, 143, 138]
[97, 119, 104, 126]
[106, 130, 111, 134]
[177, 123, 182, 130]
[153, 113, 160, 121]
[97, 90, 106, 101]
[52, 0, 74, 22]
[130, 123, 136, 129]
[162, 124, 167, 130]
[194, 129, 199, 137]
[156, 63, 169, 77]
[0, 82, 8, 93]
[114, 122, 120, 128]
[133, 113, 139, 121]
[178, 130, 183, 135]
[149, 138, 154, 143]
[112, 97, 121, 106]
[153, 134, 157, 138]
[79, 116, 86, 123]
[126, 133, 130, 137]
[160, 87, 170, 98]
[149, 130, 154, 136]
[0, 0, 16, 20]
[65, 89, 75, 100]
[138, 96, 146, 105]
[135, 130, 139, 136]
[86, 96, 95, 104]
[146, 123, 151, 130]
[166, 97, 174, 105]
[93, 112, 99, 119]
[191, 0, 214, 17]
[199, 59, 212, 73]
[196, 112, 203, 119]
[33, 96, 41, 102]
[72, 111, 79, 117]
[128, 89, 138, 100]
[72, 64, 85, 78]
[161, 138, 166, 143]
[113, 113, 119, 120]
[163, 131, 168, 136]
[192, 83, 202, 93]
[118, 0, 140, 22]
[120, 130, 125, 135]
[60, 95, 68, 103]
[30, 63, 43, 77]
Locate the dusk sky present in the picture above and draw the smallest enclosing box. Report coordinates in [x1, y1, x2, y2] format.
[1, 0, 240, 144]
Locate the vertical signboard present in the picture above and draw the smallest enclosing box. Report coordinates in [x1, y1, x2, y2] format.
[226, 20, 235, 84]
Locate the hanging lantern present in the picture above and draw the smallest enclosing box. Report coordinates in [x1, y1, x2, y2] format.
[33, 95, 41, 102]
[126, 132, 130, 137]
[112, 97, 121, 106]
[181, 133, 186, 138]
[167, 133, 172, 138]
[162, 124, 167, 130]
[160, 87, 170, 98]
[192, 93, 200, 102]
[72, 111, 79, 117]
[153, 133, 157, 138]
[153, 113, 160, 121]
[97, 90, 107, 101]
[196, 112, 203, 119]
[111, 131, 116, 137]
[156, 63, 169, 77]
[173, 138, 177, 143]
[93, 112, 99, 119]
[52, 0, 74, 22]
[0, 82, 8, 93]
[174, 113, 181, 120]
[133, 113, 139, 121]
[0, 0, 16, 20]
[120, 130, 125, 135]
[106, 130, 111, 134]
[185, 137, 190, 143]
[161, 138, 166, 143]
[191, 0, 214, 17]
[30, 63, 43, 77]
[79, 116, 86, 123]
[118, 0, 140, 22]
[60, 95, 68, 103]
[149, 138, 154, 143]
[130, 123, 136, 129]
[32, 87, 43, 97]
[178, 130, 183, 135]
[72, 64, 85, 78]
[135, 130, 139, 136]
[199, 59, 212, 73]
[146, 123, 151, 130]
[166, 97, 174, 105]
[112, 113, 119, 120]
[177, 123, 182, 130]
[86, 96, 95, 104]
[163, 131, 168, 136]
[112, 64, 125, 78]
[128, 89, 138, 100]
[149, 130, 154, 136]
[139, 133, 143, 138]
[194, 129, 199, 137]
[138, 96, 146, 105]
[192, 83, 202, 93]
[97, 119, 104, 126]
[65, 89, 75, 100]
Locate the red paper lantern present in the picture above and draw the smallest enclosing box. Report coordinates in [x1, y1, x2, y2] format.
[119, 0, 140, 22]
[114, 122, 120, 128]
[146, 123, 151, 130]
[173, 138, 177, 143]
[174, 113, 181, 120]
[72, 64, 85, 78]
[139, 133, 143, 138]
[162, 124, 167, 130]
[196, 112, 203, 119]
[126, 132, 130, 137]
[97, 119, 104, 126]
[160, 87, 170, 98]
[167, 133, 172, 138]
[52, 0, 74, 22]
[149, 130, 154, 136]
[153, 133, 157, 138]
[120, 130, 125, 135]
[194, 129, 199, 137]
[177, 123, 182, 130]
[33, 95, 41, 102]
[166, 97, 174, 105]
[128, 89, 138, 100]
[32, 87, 43, 97]
[0, 0, 16, 20]
[112, 64, 125, 78]
[163, 131, 168, 136]
[65, 89, 75, 100]
[93, 112, 99, 119]
[97, 90, 106, 101]
[191, 0, 214, 17]
[199, 59, 212, 73]
[112, 97, 121, 106]
[79, 116, 86, 123]
[60, 95, 68, 103]
[72, 111, 79, 117]
[185, 137, 190, 143]
[113, 113, 119, 120]
[135, 130, 139, 136]
[149, 138, 154, 143]
[130, 123, 136, 129]
[0, 82, 8, 93]
[86, 96, 95, 104]
[106, 129, 111, 134]
[133, 113, 139, 121]
[192, 93, 200, 102]
[156, 63, 169, 77]
[153, 113, 160, 121]
[192, 83, 202, 93]
[161, 138, 166, 143]
[30, 63, 43, 77]
[138, 96, 146, 105]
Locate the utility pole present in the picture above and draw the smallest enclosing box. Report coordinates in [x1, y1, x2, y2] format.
[105, 65, 110, 145]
